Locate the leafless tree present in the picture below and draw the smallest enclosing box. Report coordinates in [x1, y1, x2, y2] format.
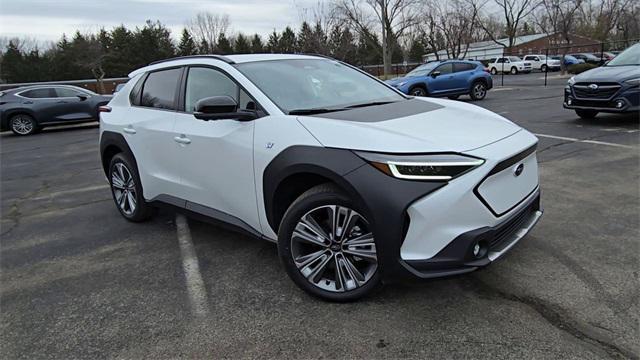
[475, 0, 538, 55]
[333, 0, 421, 76]
[535, 0, 584, 73]
[187, 12, 230, 53]
[420, 0, 483, 60]
[577, 0, 633, 41]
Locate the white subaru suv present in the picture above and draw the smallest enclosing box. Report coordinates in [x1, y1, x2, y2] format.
[99, 54, 542, 301]
[488, 56, 533, 75]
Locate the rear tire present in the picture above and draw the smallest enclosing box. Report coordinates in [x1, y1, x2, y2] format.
[278, 183, 382, 302]
[470, 81, 487, 101]
[108, 153, 155, 222]
[9, 114, 38, 136]
[575, 109, 598, 119]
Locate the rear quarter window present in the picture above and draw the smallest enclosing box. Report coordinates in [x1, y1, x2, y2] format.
[140, 68, 182, 110]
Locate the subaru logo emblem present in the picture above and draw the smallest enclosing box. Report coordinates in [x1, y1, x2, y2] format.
[514, 163, 524, 177]
[588, 83, 599, 90]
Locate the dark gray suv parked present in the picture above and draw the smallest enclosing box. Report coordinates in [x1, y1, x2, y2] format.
[0, 85, 111, 135]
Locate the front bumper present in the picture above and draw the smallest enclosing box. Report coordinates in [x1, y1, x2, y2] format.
[402, 190, 542, 278]
[564, 85, 640, 113]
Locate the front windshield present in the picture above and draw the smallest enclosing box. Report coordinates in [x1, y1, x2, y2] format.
[236, 59, 405, 113]
[538, 55, 547, 60]
[406, 62, 439, 77]
[508, 56, 522, 61]
[606, 43, 639, 66]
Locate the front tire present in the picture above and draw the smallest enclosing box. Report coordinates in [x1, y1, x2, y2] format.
[490, 67, 498, 75]
[108, 153, 155, 222]
[409, 86, 427, 97]
[470, 81, 487, 100]
[575, 109, 598, 119]
[541, 64, 548, 72]
[510, 67, 518, 75]
[278, 184, 381, 302]
[9, 114, 38, 136]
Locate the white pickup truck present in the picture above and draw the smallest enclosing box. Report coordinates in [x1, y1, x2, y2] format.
[487, 56, 532, 75]
[522, 54, 561, 72]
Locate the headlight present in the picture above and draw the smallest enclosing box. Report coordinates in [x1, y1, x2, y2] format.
[624, 78, 640, 86]
[568, 76, 576, 85]
[355, 152, 485, 181]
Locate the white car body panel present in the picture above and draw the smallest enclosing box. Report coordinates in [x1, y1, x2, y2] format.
[488, 57, 533, 73]
[400, 129, 539, 260]
[297, 98, 520, 153]
[523, 55, 561, 70]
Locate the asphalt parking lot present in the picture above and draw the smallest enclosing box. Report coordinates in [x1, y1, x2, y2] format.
[1, 74, 639, 359]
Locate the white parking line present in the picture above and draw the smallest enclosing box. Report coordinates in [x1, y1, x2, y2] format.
[31, 184, 110, 201]
[492, 87, 514, 91]
[534, 133, 637, 149]
[175, 214, 210, 318]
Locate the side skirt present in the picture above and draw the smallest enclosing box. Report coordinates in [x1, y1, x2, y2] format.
[149, 194, 273, 243]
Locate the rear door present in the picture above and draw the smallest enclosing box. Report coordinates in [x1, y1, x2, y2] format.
[16, 87, 65, 123]
[428, 63, 455, 94]
[452, 62, 475, 91]
[123, 67, 184, 201]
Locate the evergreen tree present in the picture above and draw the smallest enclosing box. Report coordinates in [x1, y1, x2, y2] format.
[250, 34, 264, 53]
[198, 39, 209, 54]
[312, 22, 328, 55]
[297, 21, 315, 53]
[216, 33, 233, 54]
[131, 20, 175, 68]
[234, 33, 251, 54]
[267, 30, 280, 52]
[178, 28, 198, 56]
[278, 26, 297, 53]
[329, 26, 357, 61]
[104, 25, 136, 77]
[356, 30, 382, 65]
[408, 38, 426, 62]
[0, 41, 24, 83]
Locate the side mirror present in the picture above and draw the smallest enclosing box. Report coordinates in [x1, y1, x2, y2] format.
[193, 96, 256, 121]
[77, 94, 88, 101]
[431, 71, 441, 78]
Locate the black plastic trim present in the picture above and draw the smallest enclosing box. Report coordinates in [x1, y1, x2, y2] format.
[263, 145, 448, 281]
[99, 131, 138, 176]
[149, 55, 235, 65]
[150, 194, 266, 241]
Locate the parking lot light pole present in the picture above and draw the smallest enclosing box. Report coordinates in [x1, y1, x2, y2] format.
[544, 47, 549, 87]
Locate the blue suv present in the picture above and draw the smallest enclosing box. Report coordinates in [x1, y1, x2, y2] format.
[386, 60, 493, 100]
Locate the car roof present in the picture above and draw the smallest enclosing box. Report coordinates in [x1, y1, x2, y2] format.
[5, 84, 91, 94]
[129, 53, 329, 78]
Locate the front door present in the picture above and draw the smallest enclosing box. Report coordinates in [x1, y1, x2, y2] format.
[429, 63, 455, 94]
[173, 66, 261, 232]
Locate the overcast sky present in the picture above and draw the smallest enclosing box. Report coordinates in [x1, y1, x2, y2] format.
[0, 0, 321, 43]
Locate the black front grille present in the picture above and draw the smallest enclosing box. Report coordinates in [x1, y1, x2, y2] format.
[490, 202, 536, 251]
[571, 98, 617, 108]
[573, 82, 621, 99]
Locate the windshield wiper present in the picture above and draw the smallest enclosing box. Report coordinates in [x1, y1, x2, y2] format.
[288, 108, 345, 115]
[345, 101, 399, 109]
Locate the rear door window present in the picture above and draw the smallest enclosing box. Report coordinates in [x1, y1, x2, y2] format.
[454, 63, 475, 72]
[20, 88, 56, 98]
[55, 88, 87, 98]
[140, 68, 182, 110]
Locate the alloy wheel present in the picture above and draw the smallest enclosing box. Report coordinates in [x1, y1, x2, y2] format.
[111, 162, 137, 216]
[290, 205, 377, 293]
[473, 83, 486, 99]
[11, 116, 34, 135]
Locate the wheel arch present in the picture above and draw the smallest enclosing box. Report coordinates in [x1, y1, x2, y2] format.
[100, 131, 138, 177]
[408, 82, 428, 93]
[2, 108, 38, 130]
[263, 146, 369, 234]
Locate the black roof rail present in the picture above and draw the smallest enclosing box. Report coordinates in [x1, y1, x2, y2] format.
[149, 55, 235, 66]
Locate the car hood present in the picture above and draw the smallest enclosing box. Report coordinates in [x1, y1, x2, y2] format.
[297, 98, 521, 153]
[385, 76, 412, 86]
[574, 65, 640, 82]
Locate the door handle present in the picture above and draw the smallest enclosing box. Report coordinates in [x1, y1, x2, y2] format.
[123, 127, 136, 134]
[57, 100, 67, 103]
[174, 135, 191, 145]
